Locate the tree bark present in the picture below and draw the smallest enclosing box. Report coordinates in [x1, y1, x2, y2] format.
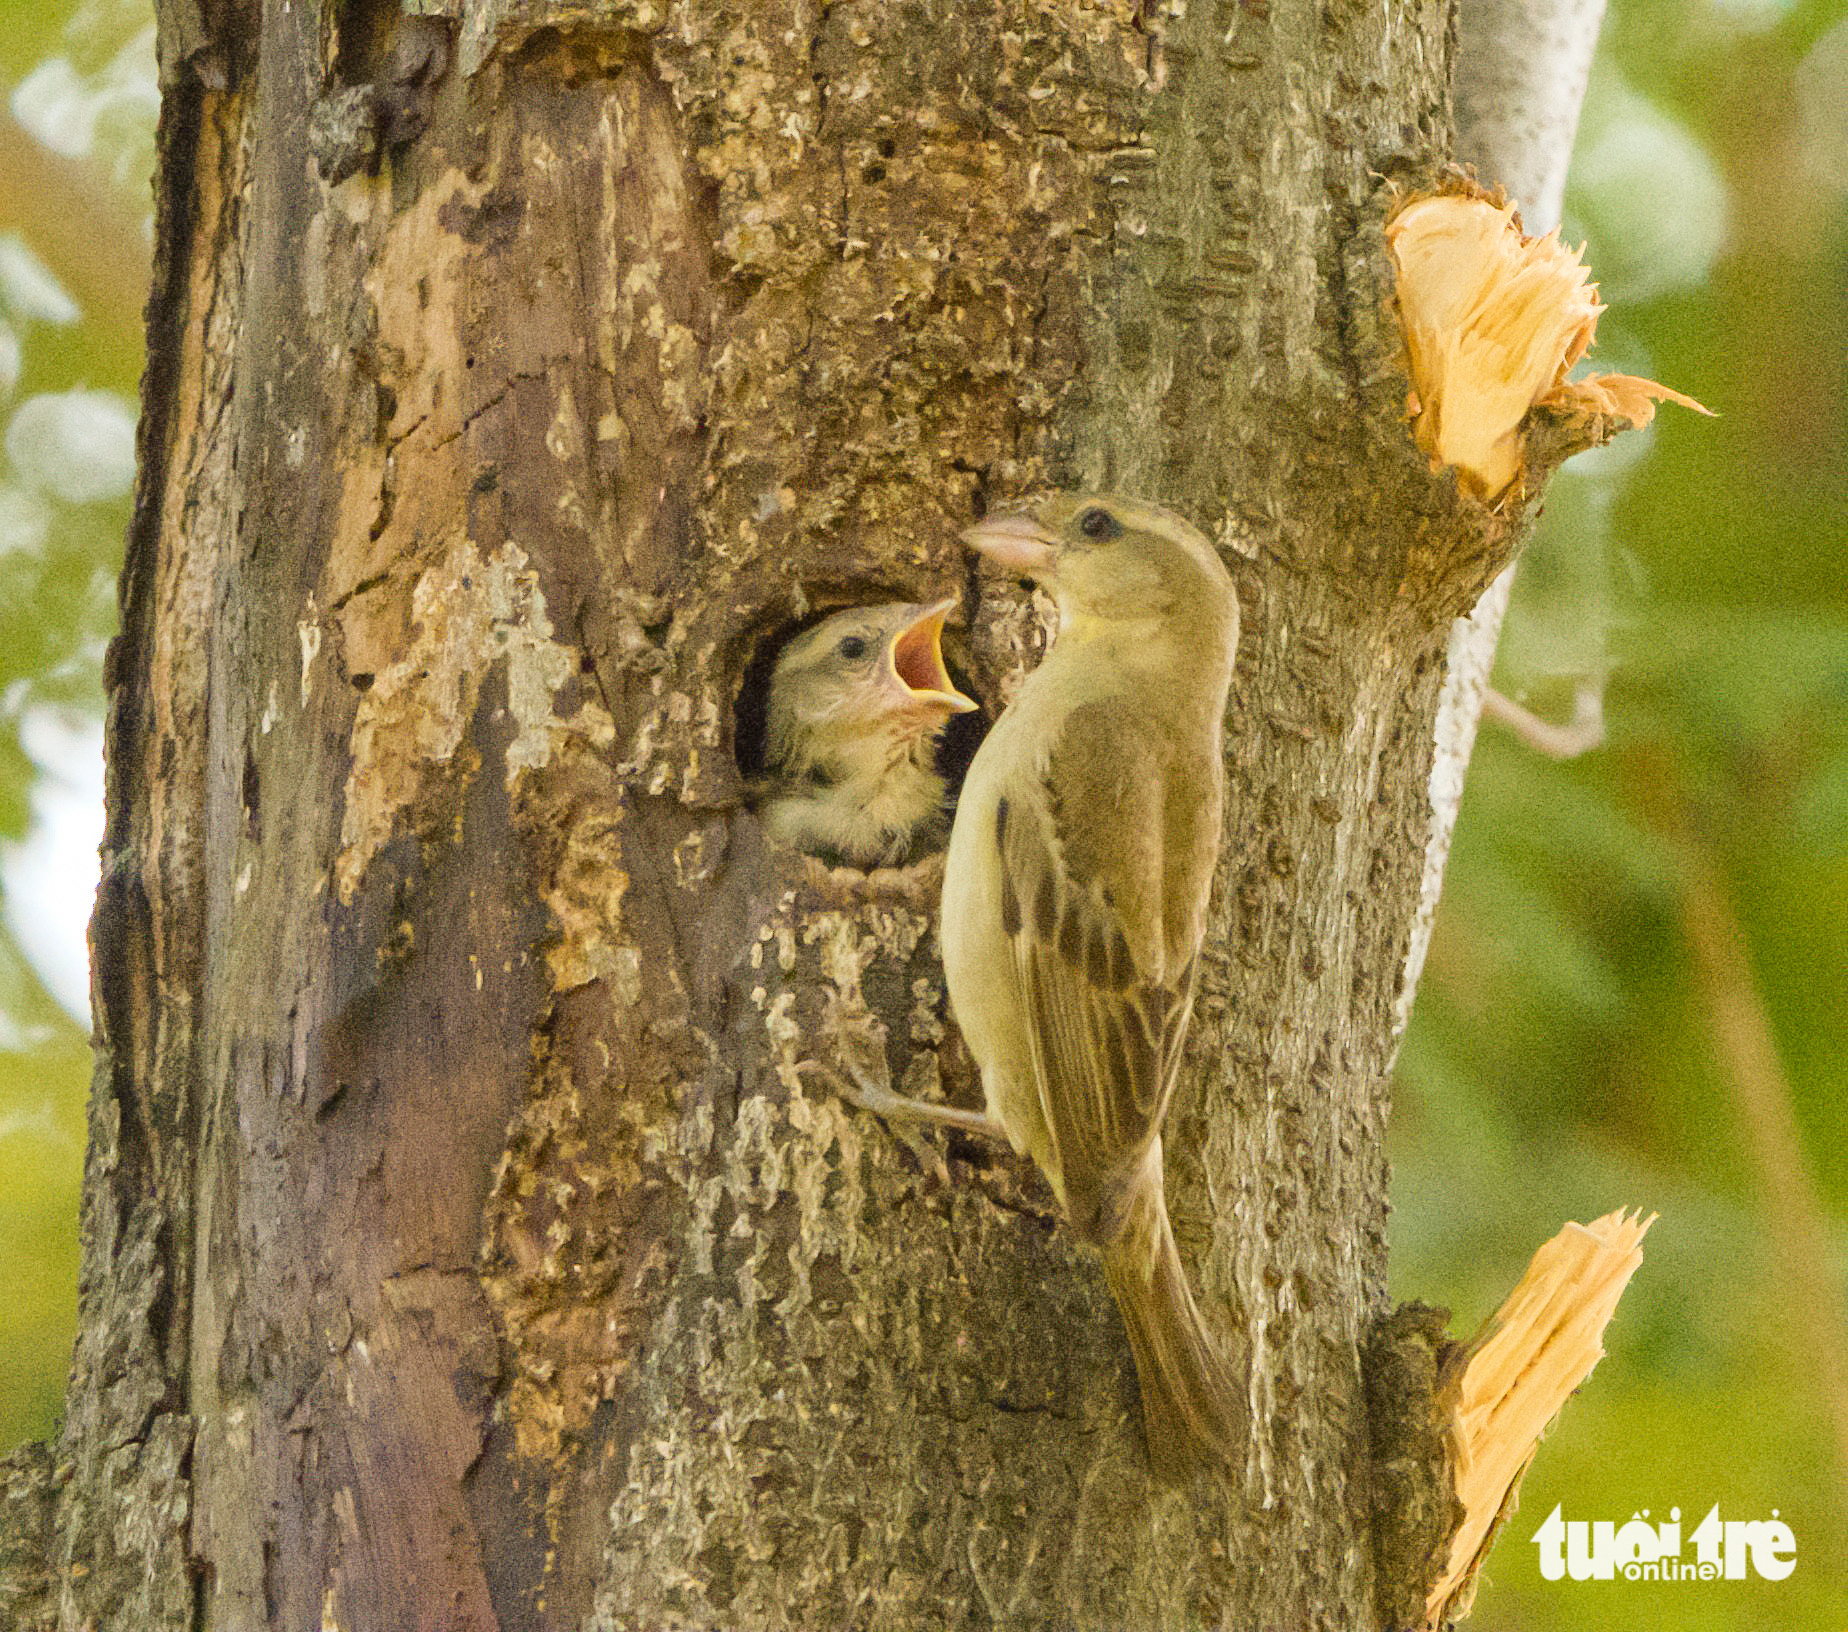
[1, 1, 1599, 1628]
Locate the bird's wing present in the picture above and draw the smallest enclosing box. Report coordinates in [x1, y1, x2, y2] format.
[995, 698, 1211, 1233]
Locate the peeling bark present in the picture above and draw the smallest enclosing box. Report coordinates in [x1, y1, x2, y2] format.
[0, 1, 1615, 1628]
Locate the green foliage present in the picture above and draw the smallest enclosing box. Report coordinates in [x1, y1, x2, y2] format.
[0, 943, 87, 1447]
[1394, 0, 1848, 1619]
[1, 0, 140, 1454]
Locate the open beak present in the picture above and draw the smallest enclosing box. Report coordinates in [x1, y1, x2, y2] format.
[960, 513, 1058, 576]
[887, 599, 978, 714]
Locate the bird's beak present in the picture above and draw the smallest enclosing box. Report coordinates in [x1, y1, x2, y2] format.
[887, 599, 978, 714]
[960, 513, 1058, 576]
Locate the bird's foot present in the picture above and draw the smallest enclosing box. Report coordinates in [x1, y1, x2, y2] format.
[793, 1058, 1006, 1142]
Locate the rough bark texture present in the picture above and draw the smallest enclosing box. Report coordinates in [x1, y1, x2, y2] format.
[1, 1, 1591, 1629]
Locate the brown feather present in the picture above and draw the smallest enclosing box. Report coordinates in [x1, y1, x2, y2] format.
[939, 491, 1242, 1478]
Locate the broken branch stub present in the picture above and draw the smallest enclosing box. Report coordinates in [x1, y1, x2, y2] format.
[1423, 1208, 1656, 1628]
[1387, 184, 1709, 504]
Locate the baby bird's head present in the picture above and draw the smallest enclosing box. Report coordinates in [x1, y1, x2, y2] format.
[764, 598, 976, 773]
[961, 493, 1236, 646]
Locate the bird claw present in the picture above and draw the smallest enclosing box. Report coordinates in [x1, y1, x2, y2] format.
[792, 1058, 1005, 1143]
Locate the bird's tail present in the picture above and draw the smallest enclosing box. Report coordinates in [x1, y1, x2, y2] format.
[1101, 1166, 1242, 1481]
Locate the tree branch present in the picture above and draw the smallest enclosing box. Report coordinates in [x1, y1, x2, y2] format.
[1480, 679, 1605, 759]
[1397, 0, 1608, 1035]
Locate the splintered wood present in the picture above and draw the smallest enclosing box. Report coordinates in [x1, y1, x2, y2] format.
[1423, 1208, 1656, 1628]
[1387, 187, 1708, 502]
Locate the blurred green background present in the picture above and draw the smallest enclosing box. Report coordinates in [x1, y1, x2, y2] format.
[1, 0, 149, 1458]
[1, 0, 1843, 1625]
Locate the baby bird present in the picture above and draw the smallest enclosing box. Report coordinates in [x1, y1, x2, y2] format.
[758, 599, 977, 869]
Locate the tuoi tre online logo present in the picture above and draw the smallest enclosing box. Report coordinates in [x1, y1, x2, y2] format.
[1532, 1503, 1796, 1582]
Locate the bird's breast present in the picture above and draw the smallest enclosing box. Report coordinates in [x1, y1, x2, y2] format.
[940, 706, 1057, 1164]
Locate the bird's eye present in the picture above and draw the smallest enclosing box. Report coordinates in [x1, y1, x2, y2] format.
[1077, 506, 1121, 541]
[837, 635, 869, 660]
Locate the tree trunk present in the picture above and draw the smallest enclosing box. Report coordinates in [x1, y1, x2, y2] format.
[2, 1, 1592, 1628]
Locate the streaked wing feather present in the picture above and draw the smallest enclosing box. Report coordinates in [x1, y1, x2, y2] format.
[997, 712, 1204, 1225]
